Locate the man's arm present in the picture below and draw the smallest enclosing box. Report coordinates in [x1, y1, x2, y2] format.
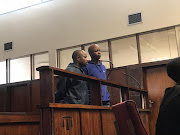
[55, 76, 67, 103]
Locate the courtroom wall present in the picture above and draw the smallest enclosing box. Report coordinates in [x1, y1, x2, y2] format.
[0, 0, 180, 66]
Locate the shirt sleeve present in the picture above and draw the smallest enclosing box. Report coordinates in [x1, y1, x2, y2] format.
[55, 76, 68, 103]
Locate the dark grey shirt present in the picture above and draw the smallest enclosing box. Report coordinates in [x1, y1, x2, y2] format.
[55, 63, 89, 105]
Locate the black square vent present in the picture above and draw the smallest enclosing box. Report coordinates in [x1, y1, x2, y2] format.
[128, 13, 142, 25]
[4, 42, 13, 51]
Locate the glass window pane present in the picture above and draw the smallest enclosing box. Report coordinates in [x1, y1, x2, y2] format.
[10, 56, 31, 83]
[0, 61, 6, 84]
[34, 53, 49, 79]
[84, 42, 110, 69]
[140, 28, 178, 63]
[111, 36, 139, 67]
[59, 47, 81, 69]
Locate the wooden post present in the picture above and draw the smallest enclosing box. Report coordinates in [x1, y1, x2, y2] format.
[88, 80, 102, 106]
[38, 67, 55, 135]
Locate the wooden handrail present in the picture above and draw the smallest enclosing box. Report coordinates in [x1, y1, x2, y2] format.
[37, 66, 147, 93]
[37, 66, 148, 107]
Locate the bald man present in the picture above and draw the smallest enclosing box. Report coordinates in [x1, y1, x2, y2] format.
[55, 50, 89, 104]
[83, 44, 110, 106]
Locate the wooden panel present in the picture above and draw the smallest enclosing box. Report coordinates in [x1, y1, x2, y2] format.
[31, 80, 40, 113]
[0, 113, 40, 135]
[0, 114, 40, 123]
[88, 80, 102, 105]
[0, 123, 40, 135]
[129, 91, 141, 108]
[9, 83, 31, 112]
[39, 69, 55, 105]
[144, 66, 175, 135]
[109, 87, 121, 106]
[53, 109, 80, 135]
[127, 65, 143, 89]
[0, 80, 41, 113]
[127, 66, 143, 108]
[0, 86, 7, 112]
[101, 110, 116, 135]
[107, 67, 127, 85]
[41, 108, 52, 135]
[108, 68, 127, 105]
[80, 110, 102, 135]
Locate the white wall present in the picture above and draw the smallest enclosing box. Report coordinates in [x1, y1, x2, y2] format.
[0, 0, 180, 66]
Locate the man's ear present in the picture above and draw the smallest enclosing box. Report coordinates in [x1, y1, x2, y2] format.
[76, 56, 80, 62]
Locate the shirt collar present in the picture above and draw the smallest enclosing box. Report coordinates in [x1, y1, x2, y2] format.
[88, 60, 102, 66]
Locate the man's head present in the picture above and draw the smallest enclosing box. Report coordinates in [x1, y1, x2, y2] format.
[72, 50, 88, 67]
[166, 57, 180, 83]
[88, 44, 101, 60]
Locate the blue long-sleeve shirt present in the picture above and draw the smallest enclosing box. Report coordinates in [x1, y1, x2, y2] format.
[83, 61, 110, 101]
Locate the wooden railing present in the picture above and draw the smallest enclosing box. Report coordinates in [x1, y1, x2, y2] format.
[37, 66, 149, 135]
[0, 66, 149, 135]
[37, 66, 148, 108]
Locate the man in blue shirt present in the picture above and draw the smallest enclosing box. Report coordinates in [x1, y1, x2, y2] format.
[83, 44, 110, 106]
